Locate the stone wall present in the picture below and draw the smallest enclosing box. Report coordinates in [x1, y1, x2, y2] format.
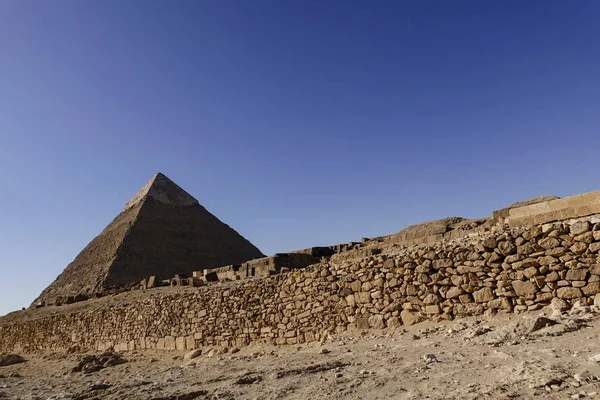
[3, 216, 600, 354]
[507, 190, 600, 227]
[200, 253, 321, 282]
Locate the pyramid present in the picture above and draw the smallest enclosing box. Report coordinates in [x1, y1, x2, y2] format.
[34, 173, 265, 304]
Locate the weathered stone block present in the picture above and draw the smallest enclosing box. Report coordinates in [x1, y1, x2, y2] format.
[538, 237, 560, 250]
[473, 288, 494, 303]
[571, 221, 591, 235]
[582, 282, 600, 296]
[565, 269, 588, 281]
[368, 314, 386, 329]
[557, 287, 583, 299]
[355, 292, 371, 304]
[424, 305, 441, 314]
[444, 287, 464, 299]
[498, 241, 517, 256]
[400, 310, 424, 326]
[511, 281, 538, 297]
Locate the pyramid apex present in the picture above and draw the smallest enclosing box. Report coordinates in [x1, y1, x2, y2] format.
[124, 173, 199, 210]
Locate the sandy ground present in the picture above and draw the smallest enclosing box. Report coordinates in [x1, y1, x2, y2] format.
[2, 304, 600, 400]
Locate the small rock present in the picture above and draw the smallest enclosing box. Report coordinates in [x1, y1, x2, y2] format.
[423, 354, 439, 364]
[90, 383, 111, 391]
[589, 354, 600, 362]
[184, 349, 202, 360]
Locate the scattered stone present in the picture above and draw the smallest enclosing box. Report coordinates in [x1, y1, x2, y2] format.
[589, 354, 600, 363]
[423, 354, 439, 363]
[183, 349, 201, 360]
[0, 355, 25, 367]
[72, 352, 127, 374]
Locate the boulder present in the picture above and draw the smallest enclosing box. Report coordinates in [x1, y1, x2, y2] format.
[400, 310, 424, 326]
[368, 314, 386, 329]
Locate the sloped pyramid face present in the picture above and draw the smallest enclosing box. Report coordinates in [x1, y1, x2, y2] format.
[34, 173, 265, 304]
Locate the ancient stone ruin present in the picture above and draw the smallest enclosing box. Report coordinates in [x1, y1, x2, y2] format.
[4, 183, 600, 354]
[33, 173, 265, 306]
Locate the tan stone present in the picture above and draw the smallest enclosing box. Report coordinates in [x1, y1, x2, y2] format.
[350, 281, 362, 292]
[346, 294, 356, 307]
[565, 269, 588, 281]
[557, 287, 583, 299]
[570, 221, 591, 235]
[511, 281, 538, 297]
[545, 271, 559, 282]
[424, 305, 441, 314]
[473, 288, 494, 303]
[570, 242, 588, 254]
[575, 231, 594, 243]
[355, 292, 371, 304]
[538, 237, 560, 249]
[368, 314, 386, 329]
[589, 242, 600, 253]
[400, 310, 424, 326]
[482, 238, 497, 249]
[444, 287, 464, 299]
[498, 241, 517, 256]
[523, 267, 538, 278]
[386, 316, 402, 328]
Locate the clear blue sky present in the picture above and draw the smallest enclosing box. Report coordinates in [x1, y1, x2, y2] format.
[1, 1, 599, 315]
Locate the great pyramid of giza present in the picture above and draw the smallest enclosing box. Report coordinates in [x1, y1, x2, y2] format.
[34, 173, 265, 304]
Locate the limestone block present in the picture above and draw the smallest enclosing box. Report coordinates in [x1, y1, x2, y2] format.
[589, 243, 600, 253]
[539, 256, 558, 266]
[557, 287, 583, 299]
[355, 316, 370, 329]
[523, 267, 538, 278]
[453, 303, 484, 316]
[164, 336, 176, 350]
[498, 241, 517, 256]
[538, 237, 560, 250]
[368, 314, 386, 329]
[482, 238, 497, 249]
[582, 282, 600, 296]
[473, 288, 494, 303]
[185, 335, 195, 350]
[570, 242, 588, 255]
[575, 231, 594, 243]
[444, 287, 464, 299]
[400, 310, 424, 326]
[566, 269, 588, 281]
[511, 281, 538, 297]
[355, 292, 371, 304]
[386, 317, 402, 328]
[571, 221, 592, 235]
[424, 305, 441, 314]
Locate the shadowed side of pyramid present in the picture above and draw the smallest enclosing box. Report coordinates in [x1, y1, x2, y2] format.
[33, 173, 265, 304]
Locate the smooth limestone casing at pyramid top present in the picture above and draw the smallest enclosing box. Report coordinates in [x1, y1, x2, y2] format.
[33, 173, 265, 305]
